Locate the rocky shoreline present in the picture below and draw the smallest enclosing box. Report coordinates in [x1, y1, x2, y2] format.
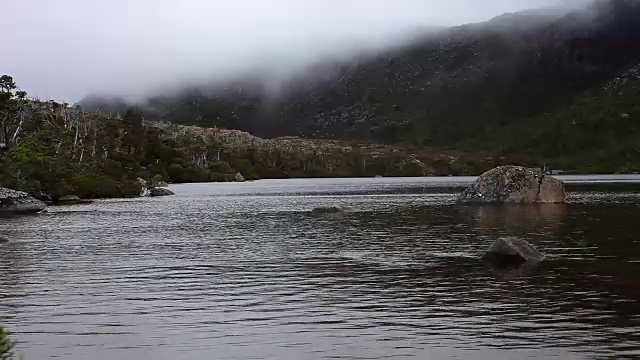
[1, 165, 569, 216]
[0, 188, 47, 216]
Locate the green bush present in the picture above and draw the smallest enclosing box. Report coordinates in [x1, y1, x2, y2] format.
[0, 327, 15, 360]
[151, 174, 164, 184]
[208, 161, 233, 174]
[401, 160, 426, 177]
[210, 172, 236, 182]
[166, 164, 185, 182]
[230, 159, 259, 180]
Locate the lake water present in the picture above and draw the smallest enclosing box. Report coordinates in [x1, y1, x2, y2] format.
[1, 177, 639, 360]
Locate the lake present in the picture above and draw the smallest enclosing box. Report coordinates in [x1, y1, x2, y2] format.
[1, 176, 639, 359]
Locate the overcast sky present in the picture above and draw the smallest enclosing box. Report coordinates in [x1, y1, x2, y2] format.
[2, 0, 590, 102]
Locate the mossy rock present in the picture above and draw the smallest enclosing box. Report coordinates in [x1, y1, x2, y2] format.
[458, 165, 565, 204]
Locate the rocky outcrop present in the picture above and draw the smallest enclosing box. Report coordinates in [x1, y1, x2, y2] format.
[140, 178, 170, 196]
[312, 205, 345, 214]
[458, 165, 565, 204]
[56, 195, 93, 205]
[482, 237, 544, 267]
[0, 188, 47, 215]
[150, 187, 175, 197]
[234, 172, 246, 182]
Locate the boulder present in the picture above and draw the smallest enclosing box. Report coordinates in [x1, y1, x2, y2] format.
[312, 205, 345, 214]
[56, 195, 93, 205]
[150, 187, 175, 197]
[154, 181, 169, 187]
[0, 187, 47, 215]
[482, 237, 544, 267]
[458, 165, 565, 204]
[234, 172, 246, 182]
[31, 190, 52, 202]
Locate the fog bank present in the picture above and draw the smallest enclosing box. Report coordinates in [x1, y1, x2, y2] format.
[1, 0, 591, 102]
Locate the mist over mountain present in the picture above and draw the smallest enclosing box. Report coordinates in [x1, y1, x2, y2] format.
[76, 0, 593, 108]
[3, 0, 591, 102]
[82, 7, 634, 112]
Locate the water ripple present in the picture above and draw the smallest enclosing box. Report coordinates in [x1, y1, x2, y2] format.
[0, 178, 639, 360]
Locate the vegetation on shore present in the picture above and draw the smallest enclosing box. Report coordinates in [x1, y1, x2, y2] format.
[1, 75, 504, 200]
[0, 327, 16, 360]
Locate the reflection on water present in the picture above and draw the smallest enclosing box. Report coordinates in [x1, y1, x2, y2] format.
[0, 177, 639, 360]
[471, 204, 567, 235]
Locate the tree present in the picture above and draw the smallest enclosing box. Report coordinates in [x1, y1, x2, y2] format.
[0, 75, 27, 150]
[122, 107, 145, 159]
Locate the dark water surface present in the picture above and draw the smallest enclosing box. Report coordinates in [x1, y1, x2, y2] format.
[1, 177, 639, 360]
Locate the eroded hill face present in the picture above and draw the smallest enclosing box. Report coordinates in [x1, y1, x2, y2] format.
[80, 0, 640, 172]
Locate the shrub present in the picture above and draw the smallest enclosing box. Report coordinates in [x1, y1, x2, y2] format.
[0, 327, 15, 360]
[230, 159, 259, 180]
[208, 161, 233, 174]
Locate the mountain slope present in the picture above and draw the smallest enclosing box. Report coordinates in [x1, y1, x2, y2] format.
[497, 62, 640, 172]
[81, 0, 640, 172]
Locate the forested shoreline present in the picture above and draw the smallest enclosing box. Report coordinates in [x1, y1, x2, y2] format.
[1, 75, 503, 200]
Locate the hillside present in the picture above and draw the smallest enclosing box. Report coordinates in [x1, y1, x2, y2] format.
[2, 75, 504, 200]
[80, 0, 640, 173]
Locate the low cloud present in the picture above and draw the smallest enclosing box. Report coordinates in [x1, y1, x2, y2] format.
[2, 0, 591, 102]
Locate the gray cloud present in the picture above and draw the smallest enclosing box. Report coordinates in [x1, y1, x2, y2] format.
[2, 0, 590, 102]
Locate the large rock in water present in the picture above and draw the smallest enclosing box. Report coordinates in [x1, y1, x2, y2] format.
[458, 166, 565, 204]
[0, 188, 47, 215]
[482, 237, 544, 267]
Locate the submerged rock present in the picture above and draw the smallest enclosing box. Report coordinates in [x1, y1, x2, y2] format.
[56, 195, 93, 205]
[150, 187, 175, 197]
[0, 187, 47, 215]
[482, 237, 544, 267]
[458, 165, 565, 204]
[312, 205, 345, 214]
